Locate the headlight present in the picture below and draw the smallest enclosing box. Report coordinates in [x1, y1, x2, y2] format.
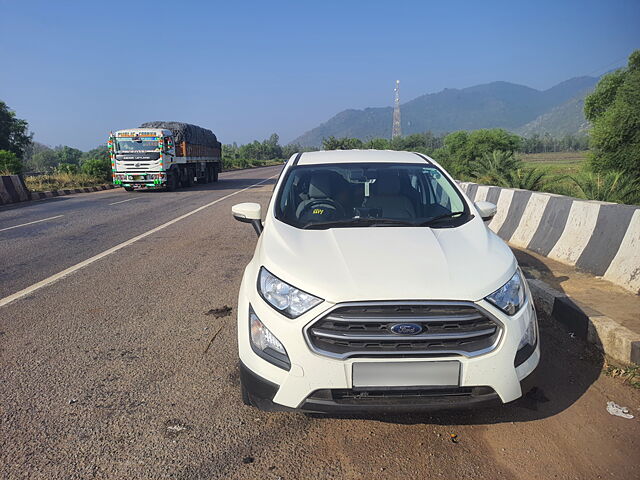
[249, 306, 290, 370]
[258, 267, 323, 318]
[485, 270, 526, 315]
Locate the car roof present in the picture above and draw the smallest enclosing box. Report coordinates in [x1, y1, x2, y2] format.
[293, 149, 432, 166]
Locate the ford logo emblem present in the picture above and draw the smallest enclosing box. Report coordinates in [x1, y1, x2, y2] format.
[390, 323, 422, 335]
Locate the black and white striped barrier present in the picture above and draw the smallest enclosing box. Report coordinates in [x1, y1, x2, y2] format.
[460, 182, 640, 295]
[29, 184, 118, 200]
[0, 175, 30, 205]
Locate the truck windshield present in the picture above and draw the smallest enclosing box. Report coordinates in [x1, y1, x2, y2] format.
[275, 162, 471, 229]
[115, 137, 159, 151]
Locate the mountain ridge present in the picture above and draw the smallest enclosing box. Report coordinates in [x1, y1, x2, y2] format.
[292, 76, 598, 146]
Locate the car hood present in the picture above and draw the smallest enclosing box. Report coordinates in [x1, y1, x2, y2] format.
[258, 217, 517, 304]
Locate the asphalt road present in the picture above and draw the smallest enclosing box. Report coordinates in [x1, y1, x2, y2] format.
[1, 166, 638, 479]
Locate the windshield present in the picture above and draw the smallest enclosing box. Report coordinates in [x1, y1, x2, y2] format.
[275, 162, 471, 229]
[115, 137, 160, 152]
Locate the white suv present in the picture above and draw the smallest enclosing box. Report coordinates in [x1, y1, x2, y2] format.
[232, 150, 539, 413]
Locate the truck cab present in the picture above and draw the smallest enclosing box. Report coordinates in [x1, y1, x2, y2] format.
[109, 122, 221, 191]
[110, 129, 173, 190]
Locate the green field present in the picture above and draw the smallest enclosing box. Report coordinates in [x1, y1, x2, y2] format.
[521, 150, 587, 176]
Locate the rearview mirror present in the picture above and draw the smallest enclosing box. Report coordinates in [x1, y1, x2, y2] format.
[232, 202, 263, 236]
[474, 201, 497, 221]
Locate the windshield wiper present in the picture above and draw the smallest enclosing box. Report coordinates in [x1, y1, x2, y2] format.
[302, 218, 416, 229]
[418, 211, 467, 227]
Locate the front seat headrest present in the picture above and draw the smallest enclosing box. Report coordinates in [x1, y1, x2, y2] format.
[374, 173, 401, 195]
[308, 172, 333, 198]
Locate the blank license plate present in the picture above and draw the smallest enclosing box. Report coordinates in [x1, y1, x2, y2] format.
[352, 361, 460, 388]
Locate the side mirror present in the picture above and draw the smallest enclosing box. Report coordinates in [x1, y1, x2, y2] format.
[232, 202, 263, 236]
[475, 201, 497, 221]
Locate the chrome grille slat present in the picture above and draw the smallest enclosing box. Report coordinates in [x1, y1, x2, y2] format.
[325, 313, 486, 323]
[310, 327, 497, 341]
[305, 302, 502, 359]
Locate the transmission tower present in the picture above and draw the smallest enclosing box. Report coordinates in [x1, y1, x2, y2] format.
[392, 80, 402, 139]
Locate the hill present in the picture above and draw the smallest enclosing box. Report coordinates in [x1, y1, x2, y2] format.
[292, 76, 598, 146]
[515, 89, 592, 137]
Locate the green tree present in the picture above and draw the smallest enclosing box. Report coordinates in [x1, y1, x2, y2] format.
[55, 145, 83, 165]
[365, 138, 391, 150]
[56, 162, 79, 174]
[282, 142, 303, 159]
[80, 145, 110, 164]
[81, 158, 111, 180]
[322, 136, 364, 150]
[0, 101, 32, 159]
[29, 149, 59, 172]
[585, 50, 640, 178]
[0, 149, 23, 174]
[437, 129, 521, 175]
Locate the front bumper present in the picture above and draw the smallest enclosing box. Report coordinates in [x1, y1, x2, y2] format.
[240, 361, 538, 413]
[238, 272, 540, 412]
[113, 172, 166, 188]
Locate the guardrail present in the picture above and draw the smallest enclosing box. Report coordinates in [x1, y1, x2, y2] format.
[460, 182, 640, 295]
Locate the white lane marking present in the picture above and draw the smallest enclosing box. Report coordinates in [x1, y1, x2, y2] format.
[109, 197, 141, 206]
[0, 174, 277, 308]
[0, 215, 65, 233]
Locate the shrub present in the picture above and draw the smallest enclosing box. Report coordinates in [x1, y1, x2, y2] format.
[0, 149, 22, 174]
[81, 157, 111, 180]
[570, 171, 640, 205]
[56, 162, 79, 174]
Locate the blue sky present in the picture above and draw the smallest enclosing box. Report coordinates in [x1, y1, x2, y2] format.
[0, 0, 638, 150]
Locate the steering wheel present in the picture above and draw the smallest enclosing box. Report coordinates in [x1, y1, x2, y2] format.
[298, 198, 346, 221]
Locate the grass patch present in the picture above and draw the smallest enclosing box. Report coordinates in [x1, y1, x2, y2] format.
[25, 173, 109, 192]
[222, 158, 283, 170]
[519, 151, 588, 197]
[521, 151, 587, 176]
[603, 361, 640, 389]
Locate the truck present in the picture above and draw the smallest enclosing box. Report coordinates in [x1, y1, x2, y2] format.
[109, 121, 222, 191]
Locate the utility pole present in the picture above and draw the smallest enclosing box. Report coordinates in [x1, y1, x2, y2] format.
[392, 80, 402, 139]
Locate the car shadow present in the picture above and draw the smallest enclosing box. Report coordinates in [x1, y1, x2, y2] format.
[307, 249, 604, 425]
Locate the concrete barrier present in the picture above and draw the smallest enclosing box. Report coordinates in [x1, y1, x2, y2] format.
[0, 175, 30, 205]
[460, 182, 640, 295]
[29, 184, 118, 200]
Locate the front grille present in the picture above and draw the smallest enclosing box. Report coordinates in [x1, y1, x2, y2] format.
[305, 302, 502, 359]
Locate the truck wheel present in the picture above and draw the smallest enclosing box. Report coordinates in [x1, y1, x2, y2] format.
[123, 186, 134, 192]
[182, 169, 194, 188]
[167, 172, 178, 191]
[213, 168, 219, 182]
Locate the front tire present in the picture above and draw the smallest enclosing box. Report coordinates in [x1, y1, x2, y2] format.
[166, 172, 178, 191]
[123, 186, 134, 192]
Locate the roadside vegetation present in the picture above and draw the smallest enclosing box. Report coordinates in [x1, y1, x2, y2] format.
[24, 172, 108, 192]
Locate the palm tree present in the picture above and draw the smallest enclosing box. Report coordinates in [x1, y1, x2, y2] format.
[471, 150, 522, 187]
[472, 150, 553, 192]
[508, 168, 549, 191]
[570, 171, 640, 205]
